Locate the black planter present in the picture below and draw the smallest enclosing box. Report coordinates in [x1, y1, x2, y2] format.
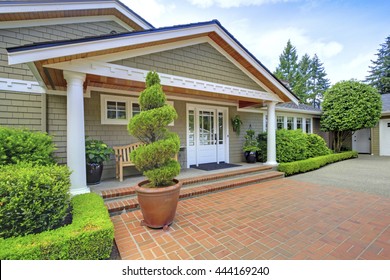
[245, 151, 257, 163]
[86, 162, 104, 185]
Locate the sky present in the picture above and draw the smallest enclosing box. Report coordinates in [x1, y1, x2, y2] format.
[121, 0, 389, 85]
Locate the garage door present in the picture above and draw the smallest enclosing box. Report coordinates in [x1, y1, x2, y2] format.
[352, 128, 371, 154]
[379, 119, 390, 156]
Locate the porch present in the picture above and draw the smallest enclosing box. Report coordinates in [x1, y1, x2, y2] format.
[91, 162, 284, 215]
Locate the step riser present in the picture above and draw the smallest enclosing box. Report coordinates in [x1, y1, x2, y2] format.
[102, 165, 272, 200]
[106, 172, 284, 216]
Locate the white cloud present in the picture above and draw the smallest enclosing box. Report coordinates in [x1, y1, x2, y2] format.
[187, 0, 298, 8]
[245, 27, 343, 72]
[327, 52, 375, 83]
[121, 0, 175, 22]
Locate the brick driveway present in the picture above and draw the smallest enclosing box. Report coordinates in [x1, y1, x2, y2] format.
[111, 178, 390, 260]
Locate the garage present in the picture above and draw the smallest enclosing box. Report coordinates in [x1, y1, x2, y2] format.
[379, 119, 390, 156]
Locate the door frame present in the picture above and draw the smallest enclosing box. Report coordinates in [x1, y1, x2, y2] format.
[186, 103, 229, 167]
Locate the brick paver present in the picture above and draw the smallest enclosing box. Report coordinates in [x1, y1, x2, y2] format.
[111, 178, 390, 260]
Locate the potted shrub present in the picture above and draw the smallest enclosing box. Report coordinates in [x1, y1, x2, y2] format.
[85, 138, 114, 185]
[128, 71, 181, 230]
[243, 129, 259, 163]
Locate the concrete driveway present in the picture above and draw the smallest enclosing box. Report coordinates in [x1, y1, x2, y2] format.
[292, 155, 390, 197]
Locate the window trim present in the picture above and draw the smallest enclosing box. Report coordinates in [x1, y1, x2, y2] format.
[263, 113, 313, 133]
[100, 94, 174, 125]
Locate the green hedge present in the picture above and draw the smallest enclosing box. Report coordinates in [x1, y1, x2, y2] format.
[257, 130, 332, 163]
[0, 193, 114, 260]
[0, 126, 55, 165]
[0, 163, 71, 238]
[278, 151, 358, 176]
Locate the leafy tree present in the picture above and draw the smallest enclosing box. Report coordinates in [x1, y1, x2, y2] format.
[307, 54, 330, 108]
[366, 35, 390, 94]
[294, 53, 312, 102]
[274, 40, 299, 89]
[128, 71, 180, 186]
[321, 80, 382, 152]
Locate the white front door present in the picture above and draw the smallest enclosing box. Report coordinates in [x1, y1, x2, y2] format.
[187, 105, 228, 167]
[380, 119, 390, 156]
[352, 128, 371, 154]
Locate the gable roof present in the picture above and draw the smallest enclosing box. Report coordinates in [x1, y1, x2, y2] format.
[7, 19, 299, 104]
[0, 0, 154, 30]
[277, 102, 322, 114]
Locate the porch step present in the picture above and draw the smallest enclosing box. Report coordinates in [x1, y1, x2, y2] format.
[101, 165, 272, 200]
[104, 168, 284, 216]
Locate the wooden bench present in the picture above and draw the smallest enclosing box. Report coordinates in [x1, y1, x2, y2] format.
[113, 142, 144, 182]
[113, 142, 180, 182]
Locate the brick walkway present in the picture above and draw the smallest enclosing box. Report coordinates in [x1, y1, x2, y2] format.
[111, 178, 390, 260]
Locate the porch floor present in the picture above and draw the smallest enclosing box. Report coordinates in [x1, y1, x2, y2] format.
[90, 161, 267, 194]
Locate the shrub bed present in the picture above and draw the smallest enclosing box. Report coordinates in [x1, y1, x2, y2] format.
[0, 193, 114, 260]
[278, 151, 358, 176]
[0, 163, 71, 238]
[257, 129, 332, 163]
[0, 126, 55, 165]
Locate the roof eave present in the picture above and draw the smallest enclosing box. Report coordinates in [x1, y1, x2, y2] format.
[0, 0, 154, 30]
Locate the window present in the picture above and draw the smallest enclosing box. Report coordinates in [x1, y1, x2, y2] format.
[188, 110, 195, 146]
[277, 116, 284, 130]
[101, 95, 129, 125]
[296, 117, 303, 130]
[306, 118, 312, 133]
[287, 117, 294, 130]
[132, 103, 141, 117]
[101, 94, 175, 125]
[107, 101, 126, 120]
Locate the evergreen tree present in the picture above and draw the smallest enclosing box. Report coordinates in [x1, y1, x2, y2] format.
[366, 35, 390, 94]
[274, 39, 299, 89]
[293, 53, 312, 102]
[307, 54, 330, 108]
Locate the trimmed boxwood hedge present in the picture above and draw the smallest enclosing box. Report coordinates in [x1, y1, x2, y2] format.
[0, 193, 114, 260]
[0, 126, 55, 165]
[0, 163, 71, 239]
[278, 151, 358, 176]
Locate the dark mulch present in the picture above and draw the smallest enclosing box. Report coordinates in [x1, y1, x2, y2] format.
[109, 242, 121, 260]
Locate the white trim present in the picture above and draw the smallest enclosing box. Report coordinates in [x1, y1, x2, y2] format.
[8, 25, 216, 65]
[0, 15, 133, 31]
[46, 89, 90, 98]
[86, 85, 237, 106]
[0, 77, 45, 94]
[100, 94, 132, 125]
[6, 21, 297, 104]
[0, 1, 152, 29]
[91, 36, 274, 96]
[186, 103, 229, 167]
[99, 93, 174, 126]
[95, 37, 210, 62]
[262, 113, 313, 133]
[45, 61, 281, 102]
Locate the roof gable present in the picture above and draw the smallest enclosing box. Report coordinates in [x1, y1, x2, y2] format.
[0, 0, 153, 31]
[7, 20, 298, 104]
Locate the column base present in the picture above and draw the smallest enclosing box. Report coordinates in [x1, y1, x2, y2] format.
[264, 161, 278, 166]
[70, 186, 90, 196]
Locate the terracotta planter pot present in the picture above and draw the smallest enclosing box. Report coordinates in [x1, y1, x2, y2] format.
[135, 179, 182, 230]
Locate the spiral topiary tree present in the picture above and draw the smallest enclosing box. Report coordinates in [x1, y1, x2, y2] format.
[128, 71, 180, 187]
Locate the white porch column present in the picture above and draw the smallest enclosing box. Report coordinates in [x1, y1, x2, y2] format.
[63, 71, 89, 195]
[265, 101, 278, 166]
